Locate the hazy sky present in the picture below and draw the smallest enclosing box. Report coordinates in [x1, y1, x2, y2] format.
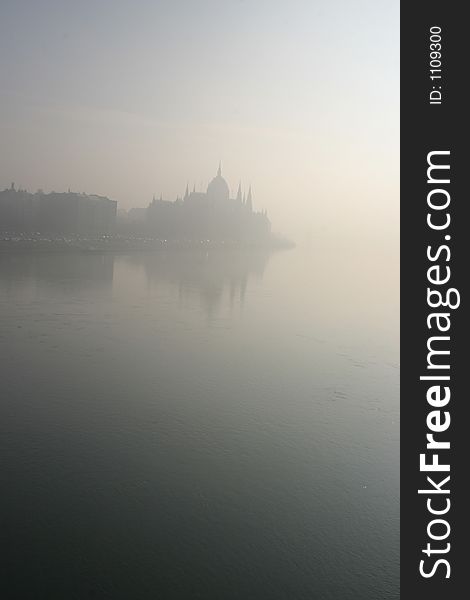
[0, 0, 398, 240]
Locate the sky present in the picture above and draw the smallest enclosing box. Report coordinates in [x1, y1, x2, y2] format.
[0, 0, 399, 242]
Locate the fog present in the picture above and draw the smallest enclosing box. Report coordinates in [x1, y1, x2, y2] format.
[1, 3, 400, 596]
[0, 0, 398, 243]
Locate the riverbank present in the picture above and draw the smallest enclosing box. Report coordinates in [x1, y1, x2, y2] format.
[0, 233, 295, 254]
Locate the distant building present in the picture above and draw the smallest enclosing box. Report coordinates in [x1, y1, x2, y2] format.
[0, 185, 117, 235]
[1, 166, 271, 243]
[146, 164, 271, 242]
[0, 183, 35, 232]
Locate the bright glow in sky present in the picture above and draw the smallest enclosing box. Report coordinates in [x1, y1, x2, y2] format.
[0, 0, 398, 241]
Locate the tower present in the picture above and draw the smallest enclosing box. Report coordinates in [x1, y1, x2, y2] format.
[246, 185, 253, 212]
[236, 182, 242, 203]
[206, 162, 230, 202]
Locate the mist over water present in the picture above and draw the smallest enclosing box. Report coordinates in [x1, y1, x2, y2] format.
[0, 246, 398, 599]
[1, 0, 399, 595]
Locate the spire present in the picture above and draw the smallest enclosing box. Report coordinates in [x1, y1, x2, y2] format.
[184, 183, 189, 201]
[217, 161, 222, 177]
[236, 181, 242, 203]
[247, 185, 253, 212]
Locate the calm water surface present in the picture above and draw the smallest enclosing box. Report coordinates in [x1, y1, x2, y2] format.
[0, 247, 399, 599]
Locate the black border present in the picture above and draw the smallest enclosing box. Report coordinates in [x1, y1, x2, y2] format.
[401, 2, 467, 597]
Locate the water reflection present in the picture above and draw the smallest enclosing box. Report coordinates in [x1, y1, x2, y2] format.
[0, 252, 115, 292]
[125, 248, 272, 316]
[0, 250, 272, 317]
[0, 246, 398, 600]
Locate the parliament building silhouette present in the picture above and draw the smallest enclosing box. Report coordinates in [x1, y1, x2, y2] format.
[145, 163, 271, 242]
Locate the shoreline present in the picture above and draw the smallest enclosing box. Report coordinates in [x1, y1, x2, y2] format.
[0, 234, 295, 255]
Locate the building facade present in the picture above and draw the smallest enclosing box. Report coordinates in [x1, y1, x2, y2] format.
[147, 164, 271, 242]
[0, 184, 117, 235]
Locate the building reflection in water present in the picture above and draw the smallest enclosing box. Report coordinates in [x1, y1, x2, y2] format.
[0, 252, 115, 294]
[0, 249, 274, 317]
[124, 248, 273, 317]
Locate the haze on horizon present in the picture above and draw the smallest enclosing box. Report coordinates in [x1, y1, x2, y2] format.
[0, 0, 398, 243]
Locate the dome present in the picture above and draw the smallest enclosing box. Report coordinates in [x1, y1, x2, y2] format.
[206, 164, 230, 202]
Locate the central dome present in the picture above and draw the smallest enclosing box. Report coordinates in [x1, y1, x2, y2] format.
[206, 163, 230, 202]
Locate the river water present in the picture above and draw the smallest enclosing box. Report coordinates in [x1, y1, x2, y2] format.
[0, 245, 399, 599]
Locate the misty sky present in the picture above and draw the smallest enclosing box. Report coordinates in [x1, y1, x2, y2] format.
[0, 0, 398, 241]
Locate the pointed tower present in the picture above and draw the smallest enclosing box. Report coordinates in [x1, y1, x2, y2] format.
[217, 161, 222, 177]
[236, 181, 242, 203]
[184, 183, 189, 201]
[246, 185, 253, 212]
